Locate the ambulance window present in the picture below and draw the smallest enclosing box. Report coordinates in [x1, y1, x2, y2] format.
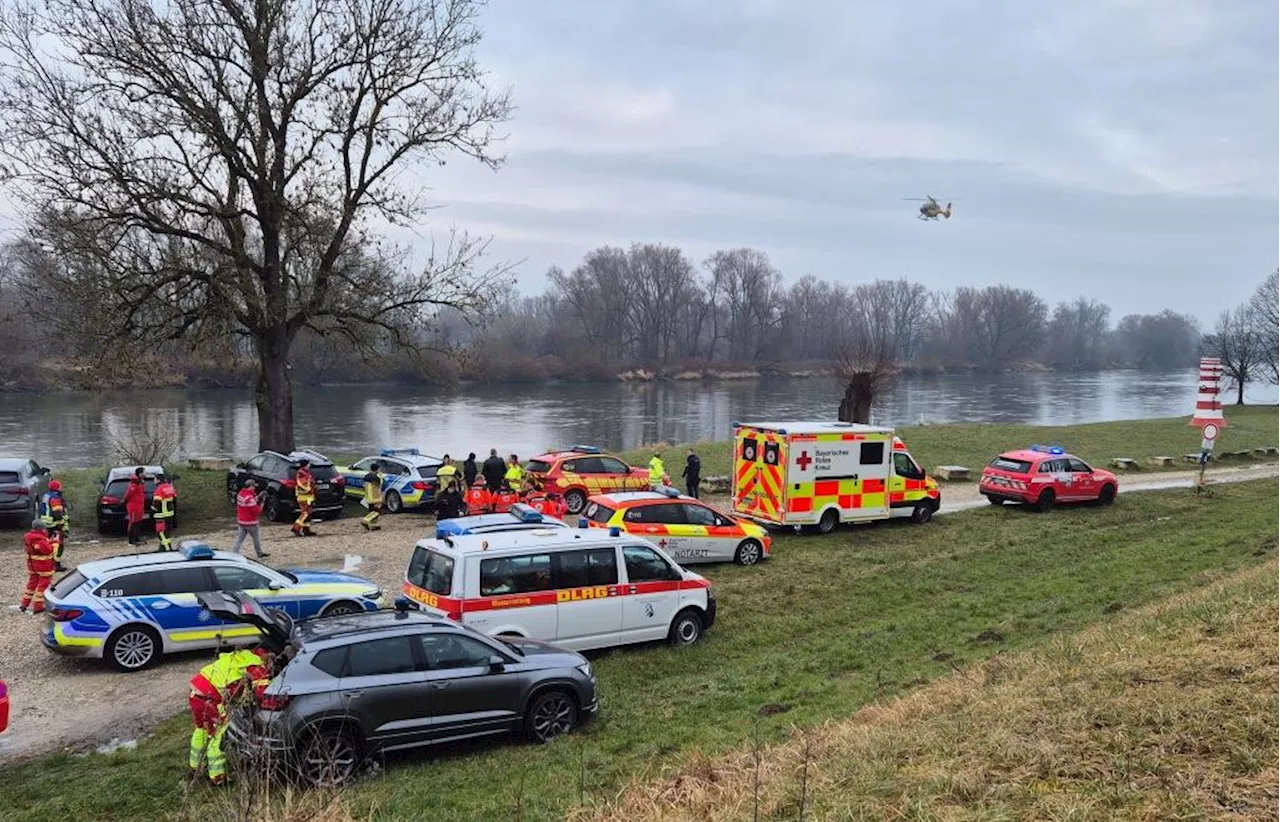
[555, 548, 618, 588]
[480, 554, 554, 596]
[892, 452, 924, 479]
[623, 545, 681, 582]
[859, 442, 885, 465]
[741, 438, 760, 462]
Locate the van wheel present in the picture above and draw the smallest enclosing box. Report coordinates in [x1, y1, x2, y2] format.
[564, 490, 587, 515]
[668, 609, 704, 646]
[525, 690, 578, 742]
[297, 726, 362, 787]
[815, 509, 838, 535]
[911, 501, 936, 524]
[733, 539, 763, 566]
[1098, 484, 1116, 505]
[1033, 489, 1056, 512]
[106, 625, 161, 672]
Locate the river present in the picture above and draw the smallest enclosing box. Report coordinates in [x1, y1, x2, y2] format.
[1, 371, 1276, 468]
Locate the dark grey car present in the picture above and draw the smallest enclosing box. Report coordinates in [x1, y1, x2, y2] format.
[197, 592, 599, 786]
[0, 458, 50, 523]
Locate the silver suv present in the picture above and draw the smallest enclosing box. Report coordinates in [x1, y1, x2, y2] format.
[199, 592, 599, 786]
[0, 458, 51, 523]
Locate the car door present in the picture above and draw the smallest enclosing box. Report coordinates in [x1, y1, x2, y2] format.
[1066, 458, 1097, 499]
[682, 503, 737, 562]
[552, 547, 623, 646]
[335, 633, 434, 752]
[417, 632, 524, 739]
[472, 552, 558, 641]
[624, 503, 698, 561]
[114, 567, 235, 649]
[619, 543, 684, 643]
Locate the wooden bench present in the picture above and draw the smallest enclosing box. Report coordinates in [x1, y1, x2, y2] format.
[1221, 450, 1253, 459]
[935, 465, 971, 481]
[1148, 456, 1175, 467]
[1253, 448, 1275, 458]
[1109, 458, 1138, 470]
[700, 475, 731, 494]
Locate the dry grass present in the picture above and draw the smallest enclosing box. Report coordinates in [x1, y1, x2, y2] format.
[578, 560, 1280, 822]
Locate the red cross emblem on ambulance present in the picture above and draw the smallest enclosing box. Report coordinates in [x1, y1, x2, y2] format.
[796, 451, 813, 471]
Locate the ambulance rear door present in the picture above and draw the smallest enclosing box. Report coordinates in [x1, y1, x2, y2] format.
[732, 426, 788, 526]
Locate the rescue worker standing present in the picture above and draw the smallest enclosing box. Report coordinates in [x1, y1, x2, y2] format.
[682, 448, 702, 499]
[19, 519, 56, 614]
[649, 451, 666, 491]
[231, 480, 269, 559]
[504, 454, 524, 492]
[436, 455, 459, 496]
[291, 459, 316, 537]
[463, 453, 478, 489]
[188, 647, 272, 786]
[38, 479, 69, 571]
[482, 449, 506, 493]
[435, 484, 464, 520]
[361, 461, 385, 531]
[122, 467, 147, 546]
[152, 477, 177, 550]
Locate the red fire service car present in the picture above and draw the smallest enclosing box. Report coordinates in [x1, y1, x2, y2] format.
[523, 446, 650, 516]
[979, 445, 1118, 511]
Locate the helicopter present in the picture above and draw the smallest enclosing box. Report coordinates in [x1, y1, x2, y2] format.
[904, 196, 952, 221]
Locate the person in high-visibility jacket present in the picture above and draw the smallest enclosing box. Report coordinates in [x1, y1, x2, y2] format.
[648, 452, 666, 491]
[361, 462, 384, 531]
[292, 459, 316, 537]
[503, 454, 524, 492]
[188, 647, 272, 785]
[38, 479, 68, 571]
[436, 455, 460, 496]
[152, 479, 177, 550]
[19, 520, 56, 614]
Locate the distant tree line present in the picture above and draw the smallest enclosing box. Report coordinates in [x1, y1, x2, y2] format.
[2, 240, 1275, 398]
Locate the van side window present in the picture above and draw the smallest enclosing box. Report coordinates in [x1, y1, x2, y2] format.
[892, 452, 923, 479]
[555, 548, 619, 588]
[623, 545, 678, 583]
[479, 554, 554, 596]
[859, 442, 885, 465]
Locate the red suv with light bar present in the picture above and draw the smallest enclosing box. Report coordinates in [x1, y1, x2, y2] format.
[980, 445, 1118, 511]
[523, 445, 650, 515]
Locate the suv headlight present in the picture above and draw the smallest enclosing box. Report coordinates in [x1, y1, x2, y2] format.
[576, 662, 593, 679]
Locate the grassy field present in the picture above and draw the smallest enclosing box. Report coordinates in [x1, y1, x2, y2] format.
[585, 559, 1279, 821]
[622, 405, 1279, 479]
[0, 478, 1274, 821]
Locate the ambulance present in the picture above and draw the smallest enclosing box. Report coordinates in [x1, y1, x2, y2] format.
[732, 421, 940, 534]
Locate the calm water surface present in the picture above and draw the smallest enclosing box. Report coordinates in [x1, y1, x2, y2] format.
[1, 371, 1275, 468]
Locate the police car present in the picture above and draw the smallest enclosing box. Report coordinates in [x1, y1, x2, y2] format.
[435, 503, 569, 538]
[336, 448, 443, 513]
[584, 488, 772, 566]
[41, 541, 385, 671]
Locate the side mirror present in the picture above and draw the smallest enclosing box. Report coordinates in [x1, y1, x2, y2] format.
[40, 467, 50, 475]
[488, 655, 506, 673]
[267, 581, 285, 591]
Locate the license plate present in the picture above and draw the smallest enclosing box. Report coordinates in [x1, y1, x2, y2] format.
[316, 482, 329, 490]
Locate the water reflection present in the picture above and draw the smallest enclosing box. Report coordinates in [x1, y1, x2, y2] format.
[1, 371, 1275, 468]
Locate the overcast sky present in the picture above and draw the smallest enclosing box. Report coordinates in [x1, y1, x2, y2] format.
[402, 0, 1278, 323]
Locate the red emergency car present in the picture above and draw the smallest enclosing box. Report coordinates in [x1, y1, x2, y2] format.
[523, 446, 650, 515]
[980, 445, 1118, 511]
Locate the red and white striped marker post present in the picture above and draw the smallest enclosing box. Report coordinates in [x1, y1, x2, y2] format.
[1190, 357, 1226, 432]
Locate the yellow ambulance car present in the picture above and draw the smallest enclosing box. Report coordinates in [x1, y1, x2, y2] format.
[731, 421, 940, 534]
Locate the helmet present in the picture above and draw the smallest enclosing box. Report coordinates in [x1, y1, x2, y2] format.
[48, 479, 62, 492]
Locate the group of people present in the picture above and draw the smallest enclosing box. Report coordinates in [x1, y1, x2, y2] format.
[647, 448, 702, 498]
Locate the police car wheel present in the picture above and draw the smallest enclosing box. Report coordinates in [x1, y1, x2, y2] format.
[384, 490, 402, 514]
[322, 601, 361, 618]
[668, 609, 704, 646]
[106, 625, 160, 672]
[733, 539, 762, 566]
[564, 490, 587, 515]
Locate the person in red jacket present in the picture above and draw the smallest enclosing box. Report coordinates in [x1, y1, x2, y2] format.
[20, 519, 57, 614]
[231, 480, 269, 559]
[122, 467, 147, 546]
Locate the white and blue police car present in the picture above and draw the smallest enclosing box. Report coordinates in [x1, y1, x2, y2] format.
[336, 448, 443, 513]
[434, 503, 569, 538]
[41, 541, 384, 671]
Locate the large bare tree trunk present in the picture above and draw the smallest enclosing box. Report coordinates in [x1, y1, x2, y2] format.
[256, 326, 296, 453]
[838, 379, 873, 423]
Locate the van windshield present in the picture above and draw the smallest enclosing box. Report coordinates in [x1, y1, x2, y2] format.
[407, 546, 454, 595]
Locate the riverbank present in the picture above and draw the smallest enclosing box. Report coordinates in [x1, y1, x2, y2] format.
[0, 477, 1274, 821]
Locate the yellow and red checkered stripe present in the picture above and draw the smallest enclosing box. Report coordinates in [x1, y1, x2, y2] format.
[787, 432, 890, 514]
[733, 429, 786, 522]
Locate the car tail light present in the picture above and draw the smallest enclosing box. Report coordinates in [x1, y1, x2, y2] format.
[444, 609, 462, 621]
[333, 475, 345, 486]
[12, 487, 28, 496]
[100, 495, 121, 505]
[280, 479, 296, 488]
[258, 693, 291, 711]
[49, 607, 83, 622]
[411, 481, 429, 491]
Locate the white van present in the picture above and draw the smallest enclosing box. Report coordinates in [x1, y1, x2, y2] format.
[402, 527, 717, 650]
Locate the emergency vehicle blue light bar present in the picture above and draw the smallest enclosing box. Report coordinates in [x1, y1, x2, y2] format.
[180, 541, 215, 560]
[381, 447, 420, 456]
[658, 486, 681, 498]
[435, 519, 464, 538]
[578, 517, 589, 529]
[608, 526, 621, 537]
[508, 503, 543, 522]
[569, 445, 601, 454]
[1030, 444, 1065, 455]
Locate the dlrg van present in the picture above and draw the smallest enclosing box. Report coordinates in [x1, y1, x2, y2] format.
[402, 527, 717, 650]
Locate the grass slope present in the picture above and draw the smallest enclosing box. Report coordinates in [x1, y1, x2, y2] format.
[0, 479, 1274, 821]
[584, 559, 1279, 821]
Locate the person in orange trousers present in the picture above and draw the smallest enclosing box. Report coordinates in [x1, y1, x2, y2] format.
[19, 520, 57, 614]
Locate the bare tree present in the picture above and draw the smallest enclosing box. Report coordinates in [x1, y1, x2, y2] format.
[852, 279, 932, 362]
[834, 310, 900, 424]
[1044, 297, 1111, 370]
[703, 249, 784, 362]
[0, 0, 512, 452]
[1112, 310, 1200, 370]
[1248, 270, 1278, 384]
[628, 243, 698, 363]
[1206, 306, 1267, 405]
